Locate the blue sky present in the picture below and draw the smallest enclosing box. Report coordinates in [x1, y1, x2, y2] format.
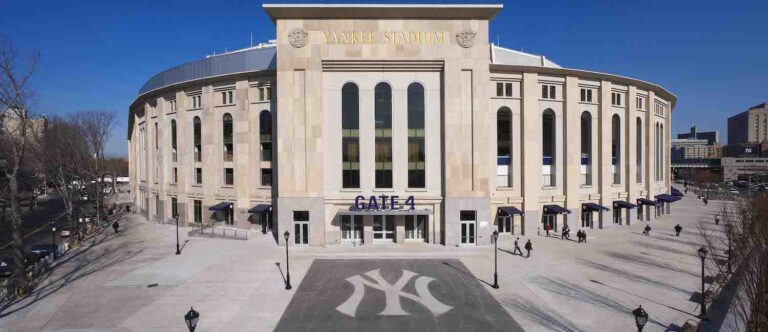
[2, 0, 766, 157]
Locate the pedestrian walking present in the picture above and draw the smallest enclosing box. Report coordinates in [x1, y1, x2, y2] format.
[643, 224, 651, 236]
[582, 229, 587, 243]
[703, 196, 709, 206]
[544, 223, 551, 237]
[577, 230, 583, 243]
[513, 237, 523, 256]
[524, 239, 532, 258]
[112, 221, 120, 234]
[674, 224, 682, 237]
[715, 214, 721, 225]
[561, 224, 570, 240]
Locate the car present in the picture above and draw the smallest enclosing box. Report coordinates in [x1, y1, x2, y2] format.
[729, 189, 740, 196]
[60, 229, 71, 238]
[28, 245, 55, 262]
[0, 257, 13, 277]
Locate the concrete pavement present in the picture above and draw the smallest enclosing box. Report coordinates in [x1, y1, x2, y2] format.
[0, 192, 726, 331]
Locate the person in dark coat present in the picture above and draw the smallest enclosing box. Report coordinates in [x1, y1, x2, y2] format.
[524, 239, 532, 258]
[513, 238, 523, 256]
[561, 224, 570, 240]
[577, 230, 584, 243]
[544, 223, 551, 237]
[112, 221, 120, 234]
[643, 224, 651, 236]
[674, 224, 682, 236]
[715, 214, 721, 225]
[582, 229, 588, 243]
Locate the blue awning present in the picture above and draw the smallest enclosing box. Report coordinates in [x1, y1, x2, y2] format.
[670, 188, 684, 197]
[613, 200, 637, 209]
[543, 204, 571, 215]
[248, 204, 271, 214]
[637, 198, 658, 206]
[498, 206, 524, 216]
[209, 202, 232, 211]
[655, 194, 680, 203]
[582, 203, 609, 212]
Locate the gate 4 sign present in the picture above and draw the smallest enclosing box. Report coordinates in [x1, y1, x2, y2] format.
[336, 269, 452, 317]
[354, 195, 415, 211]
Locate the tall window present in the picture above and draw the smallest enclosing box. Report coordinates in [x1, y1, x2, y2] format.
[171, 197, 178, 218]
[224, 168, 234, 185]
[496, 107, 512, 187]
[341, 83, 360, 188]
[170, 120, 177, 162]
[259, 111, 272, 162]
[259, 111, 272, 186]
[612, 114, 621, 184]
[374, 82, 393, 188]
[636, 117, 642, 183]
[223, 113, 233, 161]
[542, 109, 556, 186]
[580, 112, 592, 185]
[542, 85, 556, 99]
[193, 116, 201, 162]
[655, 123, 660, 181]
[408, 83, 425, 188]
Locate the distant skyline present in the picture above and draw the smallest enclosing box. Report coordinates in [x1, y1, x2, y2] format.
[2, 0, 766, 157]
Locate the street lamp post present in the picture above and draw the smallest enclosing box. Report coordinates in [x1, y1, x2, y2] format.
[184, 307, 199, 332]
[492, 230, 499, 289]
[698, 246, 709, 318]
[175, 214, 181, 255]
[284, 231, 292, 290]
[726, 225, 733, 274]
[50, 219, 57, 259]
[632, 305, 648, 332]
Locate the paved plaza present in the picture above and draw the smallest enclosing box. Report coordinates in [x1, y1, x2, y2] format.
[0, 192, 732, 331]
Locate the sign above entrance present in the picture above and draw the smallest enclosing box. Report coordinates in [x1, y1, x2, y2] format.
[322, 31, 449, 46]
[354, 195, 415, 211]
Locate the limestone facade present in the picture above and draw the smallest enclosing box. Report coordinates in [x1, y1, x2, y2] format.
[128, 4, 675, 246]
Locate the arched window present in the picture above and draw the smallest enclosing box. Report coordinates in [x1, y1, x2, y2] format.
[259, 110, 272, 186]
[374, 82, 392, 188]
[193, 116, 201, 162]
[612, 114, 621, 184]
[222, 113, 233, 161]
[580, 111, 592, 185]
[496, 107, 512, 187]
[341, 83, 359, 188]
[542, 109, 556, 186]
[408, 83, 425, 188]
[170, 120, 177, 162]
[636, 117, 642, 183]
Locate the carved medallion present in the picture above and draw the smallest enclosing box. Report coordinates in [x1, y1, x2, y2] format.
[288, 28, 309, 48]
[455, 29, 477, 48]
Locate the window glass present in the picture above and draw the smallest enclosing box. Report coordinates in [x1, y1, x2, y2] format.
[342, 83, 360, 188]
[375, 82, 393, 188]
[407, 83, 425, 188]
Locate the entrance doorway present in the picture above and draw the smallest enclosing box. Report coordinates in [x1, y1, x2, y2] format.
[373, 215, 395, 242]
[497, 215, 512, 234]
[542, 214, 556, 232]
[341, 215, 363, 242]
[582, 211, 593, 228]
[293, 211, 309, 245]
[460, 210, 476, 245]
[405, 215, 427, 241]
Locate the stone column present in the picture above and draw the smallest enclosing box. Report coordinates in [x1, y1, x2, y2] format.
[363, 215, 373, 245]
[564, 76, 581, 229]
[626, 86, 638, 226]
[598, 80, 613, 229]
[396, 216, 405, 243]
[521, 73, 541, 236]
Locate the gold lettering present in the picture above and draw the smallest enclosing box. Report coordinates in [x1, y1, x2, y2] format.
[323, 31, 331, 44]
[384, 31, 391, 44]
[435, 31, 445, 45]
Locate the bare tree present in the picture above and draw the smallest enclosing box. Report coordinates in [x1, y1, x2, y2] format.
[0, 34, 40, 283]
[38, 116, 90, 241]
[76, 110, 116, 225]
[700, 194, 768, 331]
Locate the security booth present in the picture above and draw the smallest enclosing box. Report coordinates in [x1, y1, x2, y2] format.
[581, 203, 608, 228]
[636, 198, 657, 221]
[612, 200, 637, 226]
[497, 206, 523, 235]
[542, 205, 571, 232]
[208, 202, 234, 225]
[248, 204, 272, 233]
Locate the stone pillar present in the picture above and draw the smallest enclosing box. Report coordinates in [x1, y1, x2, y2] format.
[521, 73, 541, 236]
[598, 80, 613, 229]
[363, 215, 373, 245]
[395, 216, 405, 243]
[564, 76, 581, 228]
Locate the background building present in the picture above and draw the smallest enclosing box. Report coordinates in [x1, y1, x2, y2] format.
[677, 126, 718, 145]
[128, 4, 676, 247]
[728, 102, 768, 146]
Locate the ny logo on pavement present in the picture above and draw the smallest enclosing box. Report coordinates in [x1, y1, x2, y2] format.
[336, 269, 453, 317]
